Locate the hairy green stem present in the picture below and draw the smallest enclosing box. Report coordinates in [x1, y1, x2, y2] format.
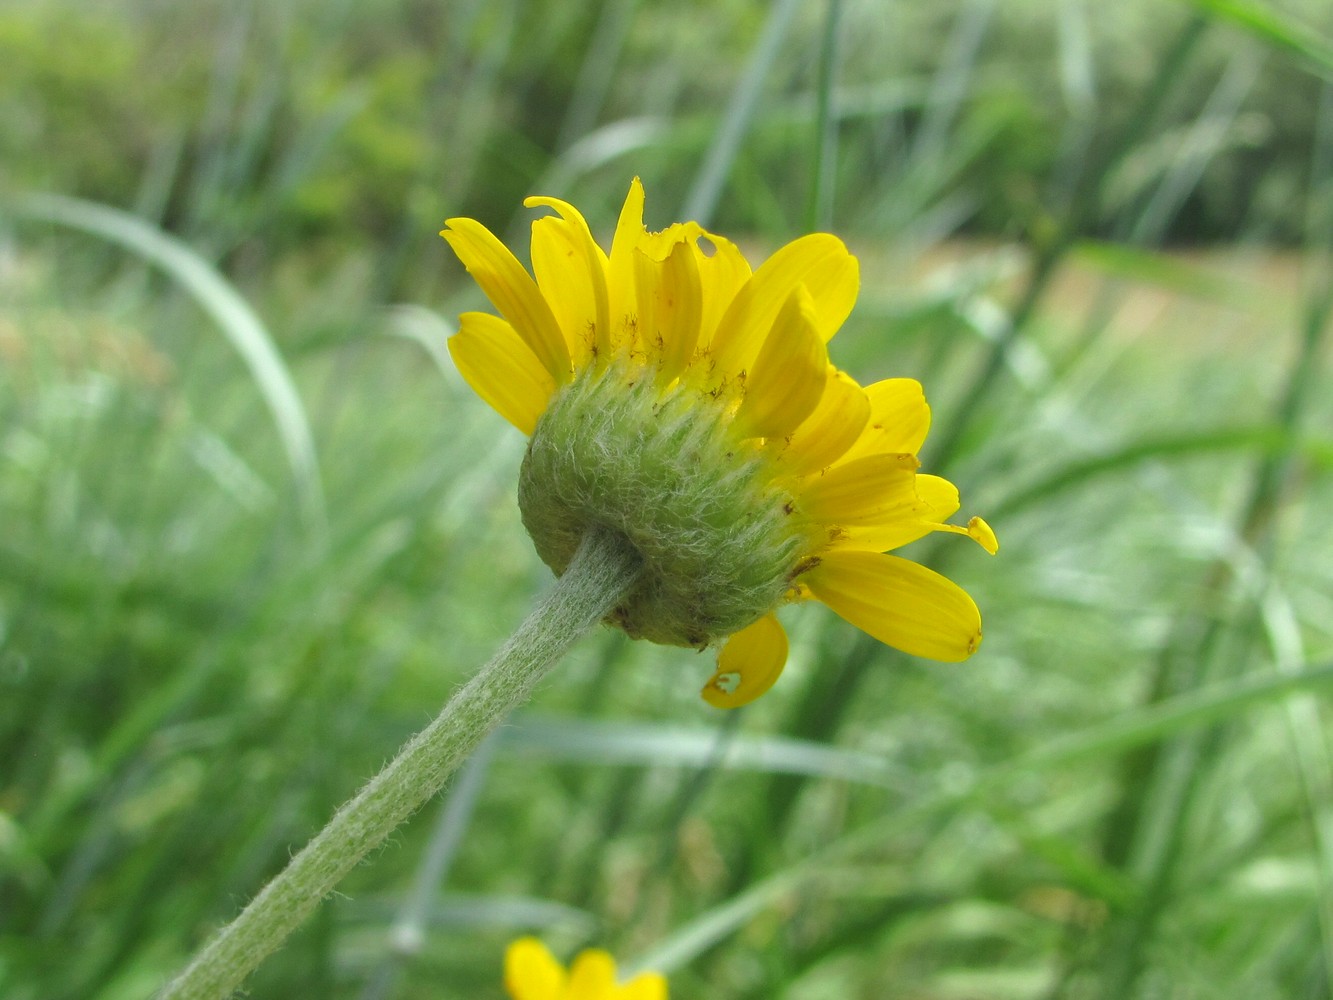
[158, 527, 643, 1000]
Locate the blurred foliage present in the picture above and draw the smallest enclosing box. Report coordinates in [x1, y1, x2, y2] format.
[2, 0, 1330, 284]
[2, 0, 1333, 998]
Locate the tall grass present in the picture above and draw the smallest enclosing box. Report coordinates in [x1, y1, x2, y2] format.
[2, 1, 1331, 998]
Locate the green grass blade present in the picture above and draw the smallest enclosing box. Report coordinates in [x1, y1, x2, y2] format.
[1003, 662, 1333, 774]
[1071, 239, 1258, 304]
[682, 0, 803, 223]
[8, 192, 326, 530]
[1186, 0, 1333, 81]
[805, 0, 843, 232]
[630, 660, 1333, 975]
[991, 424, 1333, 521]
[501, 717, 901, 787]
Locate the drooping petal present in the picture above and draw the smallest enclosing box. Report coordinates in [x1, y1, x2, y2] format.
[778, 368, 871, 474]
[606, 178, 647, 356]
[841, 513, 998, 557]
[618, 971, 669, 1000]
[900, 516, 999, 553]
[505, 938, 567, 1000]
[732, 286, 828, 441]
[804, 550, 983, 661]
[799, 453, 923, 526]
[701, 614, 788, 709]
[832, 476, 998, 554]
[526, 195, 610, 366]
[634, 240, 702, 380]
[837, 519, 935, 554]
[969, 516, 999, 553]
[441, 218, 571, 382]
[707, 234, 858, 382]
[834, 473, 963, 552]
[568, 949, 619, 998]
[448, 312, 557, 435]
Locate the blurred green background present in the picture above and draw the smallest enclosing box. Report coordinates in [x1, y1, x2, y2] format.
[2, 0, 1332, 997]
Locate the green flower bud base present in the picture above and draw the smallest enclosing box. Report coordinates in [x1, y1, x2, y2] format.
[519, 362, 816, 648]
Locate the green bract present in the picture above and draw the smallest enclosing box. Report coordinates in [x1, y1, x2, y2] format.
[518, 362, 816, 648]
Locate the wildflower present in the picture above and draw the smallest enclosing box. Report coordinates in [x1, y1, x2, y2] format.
[505, 937, 666, 1000]
[441, 179, 996, 708]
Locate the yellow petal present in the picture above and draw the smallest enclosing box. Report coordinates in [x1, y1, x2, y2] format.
[838, 520, 933, 554]
[707, 234, 858, 382]
[618, 971, 669, 1000]
[969, 516, 999, 553]
[834, 473, 963, 551]
[839, 378, 930, 464]
[448, 312, 556, 435]
[799, 453, 923, 526]
[903, 517, 998, 553]
[701, 614, 788, 709]
[804, 550, 983, 661]
[568, 949, 619, 998]
[692, 231, 752, 353]
[634, 240, 702, 381]
[526, 195, 610, 367]
[606, 178, 647, 356]
[778, 368, 871, 474]
[733, 286, 828, 440]
[841, 512, 998, 557]
[916, 474, 961, 518]
[831, 477, 1002, 557]
[505, 938, 567, 1000]
[638, 220, 703, 262]
[441, 219, 571, 383]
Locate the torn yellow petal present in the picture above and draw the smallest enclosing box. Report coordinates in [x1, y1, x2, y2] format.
[692, 232, 752, 353]
[505, 938, 567, 1000]
[638, 220, 702, 261]
[526, 195, 610, 366]
[442, 218, 571, 382]
[448, 312, 556, 435]
[733, 286, 828, 441]
[708, 234, 858, 381]
[635, 240, 702, 381]
[799, 453, 923, 526]
[701, 614, 788, 709]
[779, 368, 871, 474]
[804, 550, 983, 661]
[839, 378, 930, 464]
[606, 177, 647, 356]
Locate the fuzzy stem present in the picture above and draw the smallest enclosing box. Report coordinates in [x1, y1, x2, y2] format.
[158, 527, 642, 1000]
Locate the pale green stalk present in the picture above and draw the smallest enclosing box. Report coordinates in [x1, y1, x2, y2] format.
[158, 527, 642, 1000]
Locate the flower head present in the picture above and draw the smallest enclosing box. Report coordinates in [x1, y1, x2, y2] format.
[442, 179, 996, 708]
[504, 937, 666, 1000]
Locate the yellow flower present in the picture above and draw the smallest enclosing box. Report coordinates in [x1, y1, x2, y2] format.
[504, 937, 667, 1000]
[441, 179, 996, 709]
